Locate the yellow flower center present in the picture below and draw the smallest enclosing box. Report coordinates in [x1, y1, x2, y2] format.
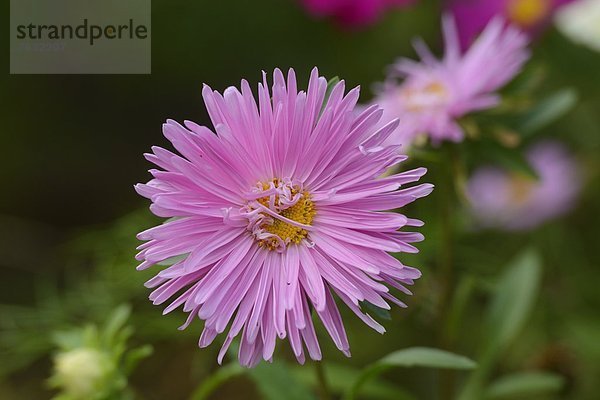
[507, 0, 550, 28]
[508, 173, 536, 204]
[253, 179, 316, 251]
[401, 81, 449, 112]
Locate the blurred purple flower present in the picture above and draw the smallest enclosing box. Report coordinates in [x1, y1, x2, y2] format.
[135, 68, 431, 367]
[301, 0, 416, 28]
[466, 141, 581, 230]
[370, 16, 529, 147]
[447, 0, 577, 48]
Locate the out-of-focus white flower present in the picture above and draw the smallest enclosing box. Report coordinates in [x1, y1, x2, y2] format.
[52, 347, 110, 399]
[556, 0, 600, 52]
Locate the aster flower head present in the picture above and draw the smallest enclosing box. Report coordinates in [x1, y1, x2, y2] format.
[466, 141, 581, 230]
[135, 68, 432, 367]
[371, 16, 530, 146]
[447, 0, 576, 48]
[301, 0, 416, 28]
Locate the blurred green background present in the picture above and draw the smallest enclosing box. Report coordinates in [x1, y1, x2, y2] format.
[1, 0, 600, 399]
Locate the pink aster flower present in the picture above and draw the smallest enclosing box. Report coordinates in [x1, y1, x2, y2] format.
[446, 0, 576, 48]
[370, 16, 529, 146]
[135, 68, 431, 367]
[466, 141, 581, 230]
[301, 0, 416, 28]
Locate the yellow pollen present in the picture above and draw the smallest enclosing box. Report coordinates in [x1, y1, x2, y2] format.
[507, 0, 550, 27]
[401, 81, 449, 112]
[508, 173, 535, 204]
[424, 81, 447, 95]
[255, 181, 316, 251]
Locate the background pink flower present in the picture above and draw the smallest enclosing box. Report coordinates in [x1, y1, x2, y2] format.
[466, 141, 581, 230]
[369, 16, 529, 146]
[447, 0, 577, 48]
[301, 0, 416, 28]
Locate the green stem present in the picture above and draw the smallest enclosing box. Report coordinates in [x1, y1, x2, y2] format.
[437, 144, 460, 400]
[315, 361, 333, 400]
[438, 145, 457, 336]
[188, 363, 245, 400]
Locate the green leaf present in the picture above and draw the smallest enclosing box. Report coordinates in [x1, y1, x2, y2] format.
[123, 345, 153, 374]
[189, 363, 246, 400]
[485, 372, 565, 399]
[158, 254, 188, 266]
[346, 347, 476, 400]
[319, 76, 340, 116]
[458, 249, 543, 400]
[249, 362, 316, 400]
[361, 301, 392, 321]
[517, 89, 578, 136]
[379, 347, 477, 370]
[485, 143, 538, 179]
[502, 63, 546, 95]
[445, 275, 476, 343]
[291, 363, 414, 400]
[51, 330, 85, 350]
[485, 249, 542, 352]
[103, 304, 132, 347]
[325, 76, 340, 98]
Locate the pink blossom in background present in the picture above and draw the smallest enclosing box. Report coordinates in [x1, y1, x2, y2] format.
[466, 141, 581, 231]
[301, 0, 416, 28]
[135, 68, 432, 367]
[446, 0, 577, 48]
[369, 16, 529, 147]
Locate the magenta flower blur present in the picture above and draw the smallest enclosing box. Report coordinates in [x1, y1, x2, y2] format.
[466, 141, 581, 230]
[370, 16, 529, 146]
[447, 0, 576, 48]
[301, 0, 416, 28]
[135, 68, 431, 367]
